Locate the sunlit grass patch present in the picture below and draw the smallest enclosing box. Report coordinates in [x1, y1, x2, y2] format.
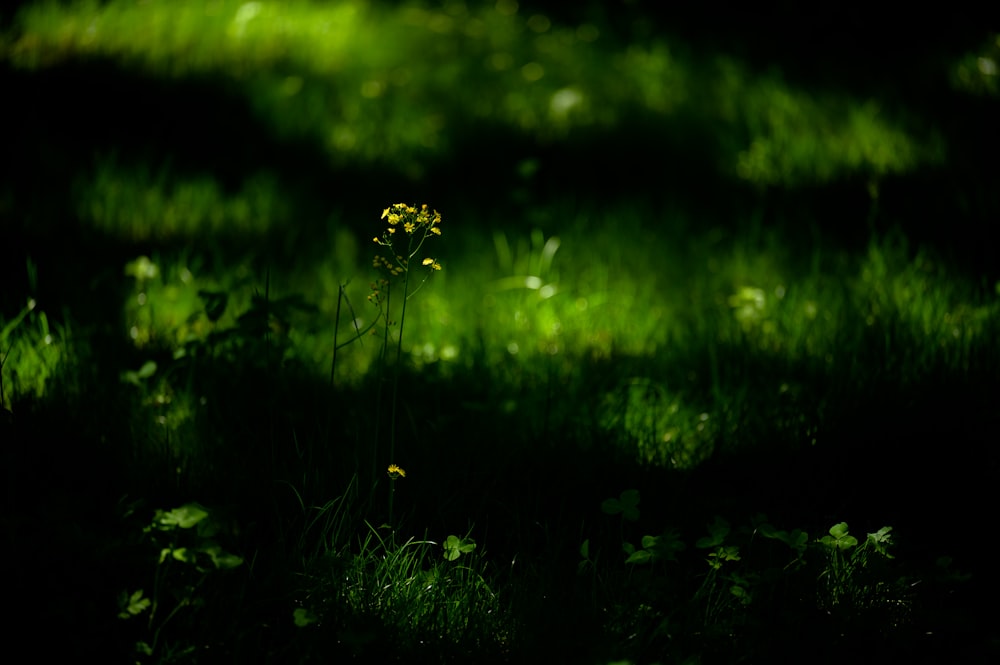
[5, 0, 944, 183]
[99, 198, 1000, 474]
[123, 253, 241, 349]
[76, 159, 287, 241]
[5, 0, 367, 75]
[716, 60, 943, 185]
[1, 297, 71, 410]
[853, 231, 1000, 378]
[302, 528, 513, 653]
[293, 513, 509, 658]
[599, 377, 716, 469]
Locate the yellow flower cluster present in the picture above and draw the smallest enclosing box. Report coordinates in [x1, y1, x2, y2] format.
[371, 202, 443, 275]
[387, 463, 406, 479]
[380, 203, 441, 234]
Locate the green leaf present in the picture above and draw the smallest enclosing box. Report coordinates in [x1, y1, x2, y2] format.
[758, 522, 782, 540]
[625, 549, 653, 565]
[730, 585, 752, 605]
[651, 529, 687, 562]
[118, 589, 151, 619]
[622, 542, 635, 556]
[580, 539, 590, 560]
[721, 545, 741, 561]
[171, 547, 193, 563]
[201, 544, 244, 569]
[443, 536, 461, 561]
[636, 532, 686, 563]
[696, 516, 730, 548]
[820, 523, 858, 552]
[787, 529, 809, 553]
[601, 489, 640, 521]
[121, 360, 157, 386]
[600, 497, 621, 515]
[708, 545, 741, 564]
[136, 360, 157, 379]
[293, 607, 318, 627]
[442, 534, 474, 561]
[828, 522, 850, 539]
[156, 503, 210, 529]
[866, 526, 894, 558]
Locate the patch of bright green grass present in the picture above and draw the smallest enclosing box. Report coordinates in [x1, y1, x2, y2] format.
[5, 0, 943, 183]
[297, 523, 507, 657]
[853, 231, 1000, 379]
[0, 296, 71, 411]
[77, 160, 287, 241]
[97, 204, 999, 471]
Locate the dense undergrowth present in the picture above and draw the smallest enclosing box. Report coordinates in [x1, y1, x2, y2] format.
[5, 204, 998, 663]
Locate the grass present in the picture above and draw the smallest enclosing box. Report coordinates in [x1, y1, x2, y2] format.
[3, 2, 999, 663]
[5, 199, 999, 662]
[94, 210, 1000, 462]
[5, 0, 942, 185]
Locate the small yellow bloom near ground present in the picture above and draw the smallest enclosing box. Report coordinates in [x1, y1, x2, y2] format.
[387, 464, 406, 479]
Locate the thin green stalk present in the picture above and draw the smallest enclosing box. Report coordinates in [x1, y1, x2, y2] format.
[389, 254, 412, 469]
[330, 282, 343, 387]
[388, 476, 397, 532]
[374, 279, 392, 494]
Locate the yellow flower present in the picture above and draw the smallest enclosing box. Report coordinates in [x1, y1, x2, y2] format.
[421, 257, 434, 266]
[430, 226, 441, 235]
[387, 464, 406, 479]
[381, 207, 390, 219]
[404, 221, 415, 234]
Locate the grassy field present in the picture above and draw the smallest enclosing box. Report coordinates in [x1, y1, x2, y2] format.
[3, 2, 999, 663]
